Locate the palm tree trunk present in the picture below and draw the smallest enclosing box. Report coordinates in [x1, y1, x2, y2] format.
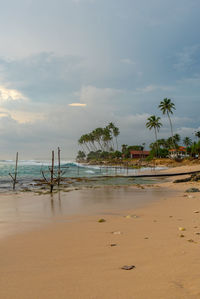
[167, 112, 175, 149]
[84, 142, 90, 153]
[154, 128, 158, 157]
[115, 137, 118, 151]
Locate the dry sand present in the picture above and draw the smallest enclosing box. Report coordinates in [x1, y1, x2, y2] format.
[0, 165, 200, 298]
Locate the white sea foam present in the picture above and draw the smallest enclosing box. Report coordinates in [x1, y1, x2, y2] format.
[85, 170, 95, 174]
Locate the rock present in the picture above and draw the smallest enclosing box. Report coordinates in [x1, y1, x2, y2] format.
[110, 244, 117, 247]
[195, 232, 200, 235]
[191, 173, 200, 182]
[174, 177, 191, 183]
[194, 210, 200, 213]
[185, 188, 200, 193]
[188, 239, 196, 243]
[179, 234, 185, 237]
[121, 265, 135, 270]
[98, 218, 106, 223]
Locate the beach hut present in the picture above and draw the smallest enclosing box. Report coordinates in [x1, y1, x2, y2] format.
[130, 150, 150, 159]
[168, 146, 187, 158]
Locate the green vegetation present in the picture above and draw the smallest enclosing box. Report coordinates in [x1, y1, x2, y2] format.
[76, 98, 200, 162]
[146, 116, 162, 157]
[159, 98, 176, 148]
[77, 123, 123, 161]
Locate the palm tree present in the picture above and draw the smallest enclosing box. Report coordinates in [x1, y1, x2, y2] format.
[183, 137, 192, 147]
[88, 132, 98, 151]
[183, 137, 192, 155]
[121, 144, 128, 154]
[102, 127, 112, 151]
[195, 131, 200, 139]
[113, 126, 120, 150]
[107, 123, 120, 150]
[159, 98, 176, 148]
[146, 115, 162, 157]
[78, 135, 90, 153]
[173, 133, 181, 148]
[92, 128, 104, 150]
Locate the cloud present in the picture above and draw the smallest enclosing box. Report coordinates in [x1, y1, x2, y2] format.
[69, 103, 86, 107]
[0, 52, 86, 103]
[0, 86, 28, 104]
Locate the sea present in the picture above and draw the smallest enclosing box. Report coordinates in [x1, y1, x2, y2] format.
[0, 160, 165, 192]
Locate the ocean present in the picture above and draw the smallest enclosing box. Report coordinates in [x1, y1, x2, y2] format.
[0, 160, 163, 192]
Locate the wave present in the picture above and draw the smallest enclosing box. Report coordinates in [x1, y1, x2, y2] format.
[85, 170, 95, 174]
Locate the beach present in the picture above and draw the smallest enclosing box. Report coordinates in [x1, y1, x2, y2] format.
[0, 165, 200, 298]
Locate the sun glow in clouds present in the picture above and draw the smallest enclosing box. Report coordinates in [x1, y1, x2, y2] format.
[0, 86, 28, 103]
[69, 103, 87, 107]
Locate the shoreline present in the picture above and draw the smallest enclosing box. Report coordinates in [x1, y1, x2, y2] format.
[0, 164, 200, 298]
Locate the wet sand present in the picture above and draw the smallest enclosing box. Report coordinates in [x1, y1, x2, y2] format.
[0, 165, 200, 298]
[0, 185, 169, 239]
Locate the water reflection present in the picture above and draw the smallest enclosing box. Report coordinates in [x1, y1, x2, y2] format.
[0, 187, 178, 239]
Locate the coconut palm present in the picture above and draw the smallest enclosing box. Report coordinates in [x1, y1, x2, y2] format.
[78, 135, 90, 153]
[183, 137, 192, 147]
[107, 123, 120, 150]
[92, 128, 104, 150]
[173, 133, 181, 148]
[159, 98, 176, 148]
[146, 115, 162, 157]
[107, 122, 115, 150]
[195, 131, 200, 139]
[113, 126, 120, 150]
[102, 127, 112, 151]
[88, 132, 98, 151]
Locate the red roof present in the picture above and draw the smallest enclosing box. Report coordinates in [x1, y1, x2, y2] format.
[169, 146, 186, 152]
[130, 150, 150, 155]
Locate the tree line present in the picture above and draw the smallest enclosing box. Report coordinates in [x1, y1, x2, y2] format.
[146, 98, 200, 157]
[77, 123, 120, 160]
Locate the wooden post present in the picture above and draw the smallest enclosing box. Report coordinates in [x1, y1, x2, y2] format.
[14, 152, 18, 189]
[9, 152, 18, 190]
[77, 164, 80, 176]
[50, 150, 54, 193]
[58, 147, 61, 186]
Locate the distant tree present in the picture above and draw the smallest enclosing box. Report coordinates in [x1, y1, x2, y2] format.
[146, 115, 162, 157]
[183, 137, 192, 147]
[173, 134, 181, 145]
[159, 98, 176, 148]
[76, 151, 86, 161]
[195, 131, 200, 139]
[107, 123, 120, 150]
[121, 144, 128, 154]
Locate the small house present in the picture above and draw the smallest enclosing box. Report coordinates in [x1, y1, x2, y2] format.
[130, 150, 150, 159]
[168, 146, 187, 158]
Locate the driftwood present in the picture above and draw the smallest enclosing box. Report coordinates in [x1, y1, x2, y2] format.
[9, 152, 18, 190]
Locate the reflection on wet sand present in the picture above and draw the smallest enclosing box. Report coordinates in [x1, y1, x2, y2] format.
[0, 187, 177, 239]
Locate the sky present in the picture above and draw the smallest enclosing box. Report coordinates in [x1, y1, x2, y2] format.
[0, 0, 200, 159]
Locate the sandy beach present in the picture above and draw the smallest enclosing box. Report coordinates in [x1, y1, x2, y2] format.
[0, 164, 200, 298]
